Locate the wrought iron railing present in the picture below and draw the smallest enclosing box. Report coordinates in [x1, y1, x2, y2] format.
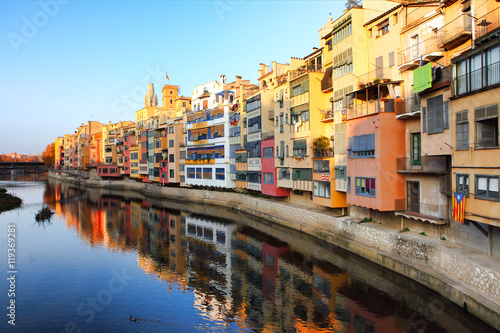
[398, 36, 441, 65]
[475, 7, 500, 41]
[454, 61, 500, 96]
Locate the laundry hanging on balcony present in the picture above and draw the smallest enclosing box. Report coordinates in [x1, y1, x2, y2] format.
[413, 62, 432, 93]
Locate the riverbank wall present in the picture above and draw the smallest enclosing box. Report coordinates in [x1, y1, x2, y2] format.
[49, 171, 500, 330]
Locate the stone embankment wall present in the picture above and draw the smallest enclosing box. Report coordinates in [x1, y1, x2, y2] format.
[49, 172, 500, 330]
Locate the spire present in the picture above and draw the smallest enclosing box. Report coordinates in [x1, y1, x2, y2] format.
[144, 83, 158, 107]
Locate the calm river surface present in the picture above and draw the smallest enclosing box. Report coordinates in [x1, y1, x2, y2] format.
[0, 175, 496, 333]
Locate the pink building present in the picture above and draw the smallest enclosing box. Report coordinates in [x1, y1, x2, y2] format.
[97, 164, 120, 178]
[261, 139, 290, 197]
[159, 160, 168, 185]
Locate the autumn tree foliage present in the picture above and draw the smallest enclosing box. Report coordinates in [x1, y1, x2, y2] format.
[41, 142, 55, 167]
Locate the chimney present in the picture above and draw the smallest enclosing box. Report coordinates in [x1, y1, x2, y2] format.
[272, 61, 277, 77]
[236, 75, 242, 86]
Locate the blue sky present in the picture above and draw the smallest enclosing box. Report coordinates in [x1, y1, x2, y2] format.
[0, 1, 344, 154]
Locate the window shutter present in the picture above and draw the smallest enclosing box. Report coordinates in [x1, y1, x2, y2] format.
[358, 135, 367, 151]
[367, 134, 375, 151]
[389, 52, 394, 67]
[352, 136, 360, 152]
[427, 95, 444, 134]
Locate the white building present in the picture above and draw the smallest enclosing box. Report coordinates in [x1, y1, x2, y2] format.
[185, 76, 236, 188]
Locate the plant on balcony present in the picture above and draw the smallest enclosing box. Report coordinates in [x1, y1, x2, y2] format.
[373, 77, 380, 84]
[383, 78, 390, 83]
[358, 82, 365, 89]
[313, 136, 331, 151]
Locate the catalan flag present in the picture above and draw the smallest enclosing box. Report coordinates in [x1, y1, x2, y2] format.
[166, 72, 169, 81]
[453, 192, 465, 224]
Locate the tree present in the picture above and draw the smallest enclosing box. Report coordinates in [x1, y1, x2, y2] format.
[345, 0, 359, 10]
[42, 143, 55, 167]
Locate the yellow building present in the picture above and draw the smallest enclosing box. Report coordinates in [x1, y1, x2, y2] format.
[449, 1, 500, 239]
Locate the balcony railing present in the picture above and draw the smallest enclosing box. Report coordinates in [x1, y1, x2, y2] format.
[438, 13, 472, 49]
[313, 149, 334, 158]
[320, 109, 334, 122]
[475, 7, 500, 41]
[454, 61, 500, 96]
[290, 63, 323, 80]
[398, 36, 443, 68]
[397, 156, 449, 174]
[355, 67, 394, 87]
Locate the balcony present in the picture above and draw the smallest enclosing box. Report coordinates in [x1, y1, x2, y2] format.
[268, 110, 274, 120]
[290, 63, 323, 80]
[397, 155, 449, 174]
[346, 79, 403, 120]
[398, 36, 444, 72]
[320, 109, 334, 123]
[453, 61, 500, 96]
[313, 148, 334, 158]
[396, 97, 419, 120]
[475, 7, 500, 43]
[438, 13, 472, 50]
[395, 200, 448, 225]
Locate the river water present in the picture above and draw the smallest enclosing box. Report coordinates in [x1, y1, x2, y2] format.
[0, 175, 496, 333]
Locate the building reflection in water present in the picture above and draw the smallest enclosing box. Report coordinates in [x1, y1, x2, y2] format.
[43, 180, 478, 333]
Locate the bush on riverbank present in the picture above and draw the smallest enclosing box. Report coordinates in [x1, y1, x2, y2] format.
[0, 188, 22, 213]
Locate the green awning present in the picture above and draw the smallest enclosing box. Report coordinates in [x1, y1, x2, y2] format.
[413, 62, 432, 93]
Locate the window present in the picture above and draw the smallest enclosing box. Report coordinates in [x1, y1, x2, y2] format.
[142, 141, 147, 148]
[378, 20, 389, 37]
[411, 133, 421, 166]
[314, 181, 331, 198]
[348, 134, 375, 158]
[187, 167, 195, 179]
[246, 141, 261, 158]
[196, 167, 202, 179]
[168, 126, 174, 133]
[203, 168, 212, 179]
[293, 139, 307, 157]
[456, 174, 469, 196]
[142, 153, 147, 161]
[279, 168, 290, 180]
[292, 85, 301, 96]
[335, 166, 346, 180]
[169, 140, 174, 147]
[247, 171, 261, 183]
[427, 94, 444, 135]
[347, 176, 351, 194]
[355, 177, 376, 197]
[263, 173, 274, 184]
[125, 157, 128, 163]
[475, 104, 498, 148]
[423, 107, 427, 133]
[313, 160, 329, 173]
[161, 173, 167, 179]
[456, 110, 469, 150]
[105, 157, 112, 163]
[292, 168, 312, 181]
[169, 154, 174, 162]
[216, 168, 225, 180]
[444, 101, 449, 129]
[475, 175, 499, 201]
[263, 147, 273, 158]
[180, 151, 186, 159]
